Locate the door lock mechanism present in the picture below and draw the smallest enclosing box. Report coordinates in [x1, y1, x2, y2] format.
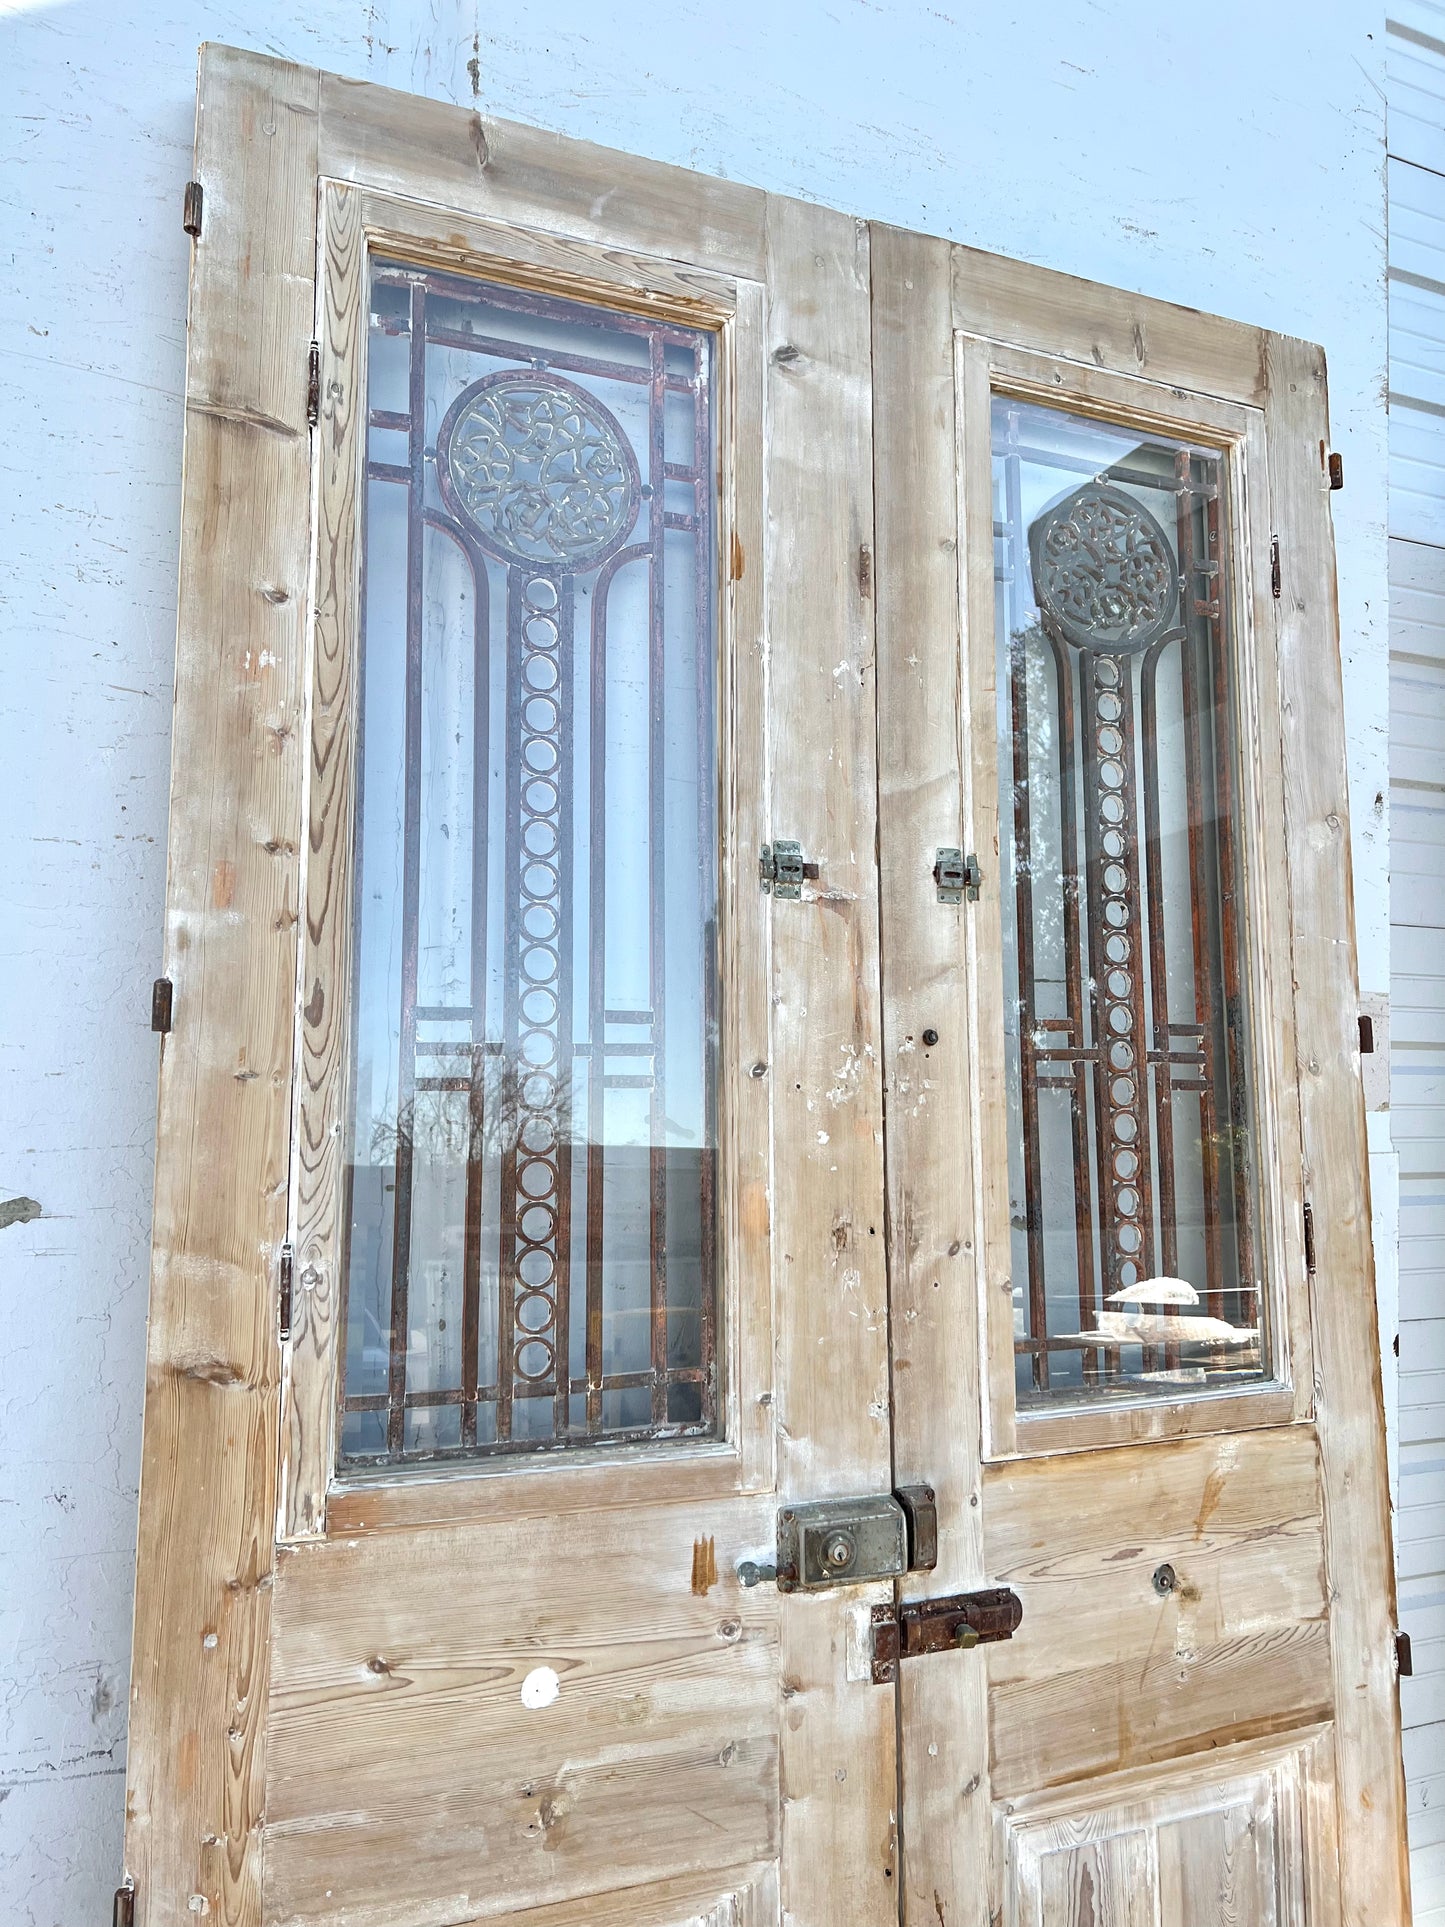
[738, 1487, 939, 1592]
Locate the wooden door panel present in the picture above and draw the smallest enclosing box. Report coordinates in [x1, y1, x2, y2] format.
[999, 1732, 1335, 1927]
[264, 1505, 779, 1925]
[871, 217, 1406, 1923]
[983, 1430, 1331, 1795]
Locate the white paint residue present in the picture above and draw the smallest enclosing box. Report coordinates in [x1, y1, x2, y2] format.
[521, 1665, 560, 1710]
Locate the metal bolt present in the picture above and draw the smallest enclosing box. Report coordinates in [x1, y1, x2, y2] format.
[1152, 1562, 1177, 1597]
[922, 1028, 939, 1047]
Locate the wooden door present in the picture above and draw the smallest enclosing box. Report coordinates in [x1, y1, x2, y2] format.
[125, 43, 1410, 1927]
[124, 45, 898, 1927]
[871, 229, 1410, 1923]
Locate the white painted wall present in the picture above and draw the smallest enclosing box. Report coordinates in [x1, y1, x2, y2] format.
[0, 3, 1393, 1920]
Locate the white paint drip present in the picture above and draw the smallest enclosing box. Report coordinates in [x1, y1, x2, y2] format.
[521, 1665, 560, 1710]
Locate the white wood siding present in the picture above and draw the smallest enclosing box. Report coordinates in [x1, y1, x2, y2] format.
[1391, 8, 1445, 1913]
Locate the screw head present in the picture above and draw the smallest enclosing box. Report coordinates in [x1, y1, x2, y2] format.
[922, 1028, 939, 1047]
[1152, 1562, 1177, 1597]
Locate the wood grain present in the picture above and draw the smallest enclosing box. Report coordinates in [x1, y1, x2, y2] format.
[123, 42, 318, 1927]
[998, 1728, 1334, 1927]
[281, 178, 364, 1539]
[952, 244, 1270, 408]
[318, 72, 767, 283]
[761, 191, 897, 1925]
[869, 220, 993, 1927]
[265, 1500, 780, 1926]
[1264, 331, 1411, 1920]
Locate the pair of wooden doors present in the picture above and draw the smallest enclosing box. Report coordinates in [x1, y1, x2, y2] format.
[124, 41, 1408, 1927]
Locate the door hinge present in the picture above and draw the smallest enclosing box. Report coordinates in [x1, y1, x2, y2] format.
[278, 1241, 294, 1340]
[1398, 1629, 1414, 1678]
[150, 977, 173, 1034]
[113, 1882, 136, 1927]
[1270, 537, 1281, 599]
[871, 1588, 1024, 1683]
[934, 847, 981, 904]
[1303, 1199, 1316, 1277]
[1327, 449, 1344, 491]
[306, 341, 321, 429]
[182, 179, 203, 238]
[759, 840, 816, 898]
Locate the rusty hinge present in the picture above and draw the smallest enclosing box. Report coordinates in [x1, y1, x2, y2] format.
[151, 977, 173, 1034]
[278, 1241, 295, 1341]
[182, 179, 203, 238]
[1270, 537, 1281, 599]
[1328, 450, 1344, 491]
[1303, 1199, 1316, 1277]
[306, 341, 321, 429]
[871, 1587, 1023, 1683]
[1398, 1630, 1414, 1678]
[113, 1882, 136, 1927]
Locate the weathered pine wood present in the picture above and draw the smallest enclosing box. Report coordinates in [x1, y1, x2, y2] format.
[869, 220, 994, 1927]
[448, 1862, 779, 1927]
[952, 244, 1270, 409]
[954, 332, 1019, 1461]
[317, 71, 768, 283]
[1264, 331, 1411, 1921]
[983, 1429, 1327, 1691]
[761, 192, 897, 1923]
[281, 179, 364, 1539]
[264, 1498, 780, 1926]
[124, 43, 318, 1926]
[1000, 1729, 1335, 1927]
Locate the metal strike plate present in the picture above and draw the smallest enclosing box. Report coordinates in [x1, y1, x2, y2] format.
[775, 1495, 907, 1592]
[870, 1587, 1023, 1683]
[934, 847, 981, 904]
[895, 1484, 938, 1572]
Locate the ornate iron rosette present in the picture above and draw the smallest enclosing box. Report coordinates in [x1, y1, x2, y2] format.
[437, 370, 642, 573]
[1028, 481, 1179, 654]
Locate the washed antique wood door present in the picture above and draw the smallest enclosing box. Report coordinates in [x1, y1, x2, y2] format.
[125, 39, 1409, 1927]
[125, 44, 900, 1927]
[870, 230, 1410, 1923]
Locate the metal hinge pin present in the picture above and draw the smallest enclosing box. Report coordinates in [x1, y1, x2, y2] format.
[182, 180, 203, 238]
[306, 341, 321, 429]
[151, 977, 173, 1034]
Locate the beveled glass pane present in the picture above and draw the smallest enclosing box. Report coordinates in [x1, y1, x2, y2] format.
[992, 396, 1265, 1406]
[340, 259, 717, 1466]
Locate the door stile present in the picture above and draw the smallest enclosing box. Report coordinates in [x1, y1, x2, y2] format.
[1265, 335, 1410, 1920]
[125, 45, 319, 1927]
[763, 194, 900, 1923]
[869, 222, 995, 1927]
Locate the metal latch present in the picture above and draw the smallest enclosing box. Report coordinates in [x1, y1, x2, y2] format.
[738, 1488, 938, 1592]
[934, 847, 981, 904]
[760, 840, 816, 898]
[870, 1587, 1023, 1683]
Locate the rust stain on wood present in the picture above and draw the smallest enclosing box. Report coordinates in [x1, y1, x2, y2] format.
[691, 1535, 718, 1595]
[730, 530, 745, 580]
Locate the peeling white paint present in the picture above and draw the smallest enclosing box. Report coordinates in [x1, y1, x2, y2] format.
[520, 1666, 561, 1710]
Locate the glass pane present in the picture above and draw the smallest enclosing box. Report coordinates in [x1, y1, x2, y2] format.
[340, 259, 718, 1466]
[991, 396, 1265, 1407]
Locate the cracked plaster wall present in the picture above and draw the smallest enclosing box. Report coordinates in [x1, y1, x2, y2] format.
[0, 3, 1391, 1921]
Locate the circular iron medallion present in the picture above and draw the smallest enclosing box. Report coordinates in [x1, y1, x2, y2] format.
[1028, 482, 1179, 654]
[437, 370, 642, 574]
